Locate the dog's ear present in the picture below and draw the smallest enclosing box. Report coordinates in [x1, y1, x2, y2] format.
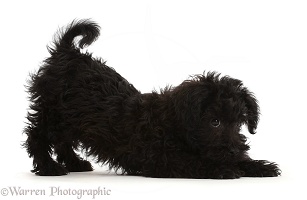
[172, 82, 209, 149]
[173, 81, 208, 131]
[241, 88, 259, 134]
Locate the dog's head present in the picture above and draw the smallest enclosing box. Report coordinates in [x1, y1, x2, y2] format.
[172, 72, 259, 147]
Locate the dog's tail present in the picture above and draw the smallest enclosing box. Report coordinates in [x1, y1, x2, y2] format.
[50, 19, 100, 52]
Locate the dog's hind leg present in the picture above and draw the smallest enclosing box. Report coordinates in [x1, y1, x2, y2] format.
[55, 143, 93, 172]
[24, 126, 69, 176]
[24, 102, 68, 176]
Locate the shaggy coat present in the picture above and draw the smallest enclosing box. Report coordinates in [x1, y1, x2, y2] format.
[24, 20, 281, 178]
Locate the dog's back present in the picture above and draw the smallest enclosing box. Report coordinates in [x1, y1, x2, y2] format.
[31, 19, 138, 103]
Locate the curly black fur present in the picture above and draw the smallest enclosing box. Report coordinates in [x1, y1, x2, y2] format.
[23, 19, 281, 178]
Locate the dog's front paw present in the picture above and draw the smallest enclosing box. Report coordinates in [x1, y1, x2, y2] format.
[239, 160, 281, 177]
[211, 168, 244, 179]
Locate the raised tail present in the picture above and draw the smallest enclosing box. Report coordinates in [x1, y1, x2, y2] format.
[51, 19, 100, 52]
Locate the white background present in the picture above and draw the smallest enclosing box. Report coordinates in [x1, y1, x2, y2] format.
[0, 0, 306, 199]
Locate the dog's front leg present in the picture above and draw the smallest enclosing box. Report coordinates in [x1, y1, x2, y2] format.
[204, 163, 244, 179]
[238, 159, 281, 177]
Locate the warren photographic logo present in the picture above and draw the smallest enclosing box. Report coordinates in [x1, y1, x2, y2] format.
[1, 186, 111, 199]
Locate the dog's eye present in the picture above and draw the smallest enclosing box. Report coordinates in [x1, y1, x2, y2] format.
[210, 119, 220, 128]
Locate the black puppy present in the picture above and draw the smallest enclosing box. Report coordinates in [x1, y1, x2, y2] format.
[24, 19, 281, 178]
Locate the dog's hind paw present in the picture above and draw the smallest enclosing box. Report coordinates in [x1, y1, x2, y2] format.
[34, 161, 69, 176]
[66, 160, 93, 172]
